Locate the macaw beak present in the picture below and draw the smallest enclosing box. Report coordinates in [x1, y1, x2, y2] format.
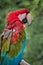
[27, 13, 32, 25]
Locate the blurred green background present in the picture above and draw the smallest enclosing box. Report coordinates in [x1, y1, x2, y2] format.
[0, 0, 43, 65]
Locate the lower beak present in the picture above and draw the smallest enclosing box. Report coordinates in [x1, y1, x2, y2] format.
[27, 13, 32, 25]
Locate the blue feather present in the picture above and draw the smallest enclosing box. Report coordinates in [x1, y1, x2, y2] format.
[1, 36, 26, 65]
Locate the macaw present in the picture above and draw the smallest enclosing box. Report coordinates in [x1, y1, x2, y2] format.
[0, 8, 32, 65]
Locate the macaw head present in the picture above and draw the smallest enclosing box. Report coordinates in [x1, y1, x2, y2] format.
[5, 10, 32, 30]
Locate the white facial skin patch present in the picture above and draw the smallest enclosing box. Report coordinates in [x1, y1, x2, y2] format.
[18, 13, 26, 21]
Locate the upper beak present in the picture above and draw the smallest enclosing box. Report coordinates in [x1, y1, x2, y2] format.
[27, 13, 32, 25]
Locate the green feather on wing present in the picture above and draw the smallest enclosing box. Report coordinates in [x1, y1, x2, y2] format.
[1, 31, 12, 56]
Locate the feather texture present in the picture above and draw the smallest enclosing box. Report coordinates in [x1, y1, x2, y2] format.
[0, 28, 26, 65]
